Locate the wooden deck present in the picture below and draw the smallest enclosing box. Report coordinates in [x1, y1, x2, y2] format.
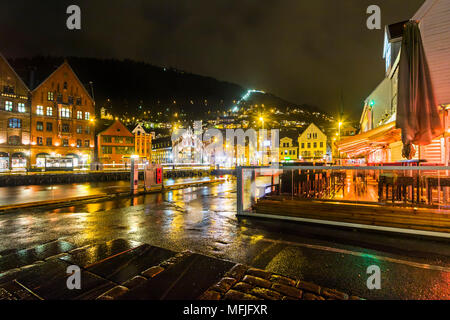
[253, 196, 450, 234]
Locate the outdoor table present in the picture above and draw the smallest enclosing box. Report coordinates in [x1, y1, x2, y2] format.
[425, 176, 450, 205]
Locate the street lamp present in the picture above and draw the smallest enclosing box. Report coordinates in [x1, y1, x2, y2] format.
[337, 121, 344, 165]
[259, 116, 264, 130]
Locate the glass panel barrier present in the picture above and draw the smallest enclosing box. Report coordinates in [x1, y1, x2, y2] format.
[237, 166, 450, 216]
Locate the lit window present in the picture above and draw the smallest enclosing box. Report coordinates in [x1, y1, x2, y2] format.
[85, 112, 90, 120]
[18, 103, 25, 113]
[8, 118, 21, 128]
[47, 92, 54, 101]
[46, 107, 53, 116]
[77, 111, 83, 119]
[5, 101, 13, 111]
[36, 105, 44, 115]
[60, 108, 70, 118]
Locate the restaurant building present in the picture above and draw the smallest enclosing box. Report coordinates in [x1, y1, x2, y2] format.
[29, 61, 95, 170]
[338, 0, 450, 165]
[97, 120, 135, 165]
[0, 53, 31, 171]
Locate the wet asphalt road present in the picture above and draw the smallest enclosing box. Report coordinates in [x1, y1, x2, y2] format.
[0, 180, 449, 300]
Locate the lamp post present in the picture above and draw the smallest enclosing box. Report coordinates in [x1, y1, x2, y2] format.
[338, 121, 343, 165]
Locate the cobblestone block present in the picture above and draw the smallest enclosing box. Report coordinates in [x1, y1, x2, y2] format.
[271, 283, 302, 299]
[198, 290, 221, 300]
[296, 280, 321, 295]
[242, 275, 272, 289]
[232, 281, 254, 294]
[250, 287, 283, 300]
[97, 286, 129, 300]
[303, 292, 325, 300]
[122, 276, 147, 289]
[211, 277, 237, 294]
[321, 288, 349, 300]
[225, 264, 248, 281]
[246, 268, 272, 280]
[224, 289, 260, 300]
[141, 266, 164, 278]
[270, 274, 296, 287]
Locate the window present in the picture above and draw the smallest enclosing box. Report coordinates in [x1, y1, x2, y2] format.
[36, 122, 43, 131]
[85, 112, 90, 120]
[63, 82, 67, 90]
[8, 118, 21, 128]
[77, 139, 82, 147]
[3, 85, 14, 94]
[115, 146, 134, 155]
[8, 136, 20, 146]
[56, 94, 63, 103]
[85, 126, 91, 134]
[84, 140, 90, 148]
[307, 143, 311, 148]
[68, 96, 74, 105]
[60, 108, 70, 118]
[5, 101, 13, 111]
[76, 125, 83, 134]
[47, 92, 54, 101]
[102, 146, 113, 154]
[46, 107, 53, 116]
[62, 124, 70, 133]
[76, 98, 82, 105]
[46, 138, 52, 146]
[62, 139, 69, 147]
[301, 143, 304, 149]
[37, 137, 43, 146]
[115, 137, 124, 144]
[18, 103, 25, 113]
[125, 137, 134, 144]
[320, 142, 323, 148]
[46, 122, 53, 132]
[77, 111, 83, 119]
[37, 105, 44, 115]
[103, 136, 112, 143]
[313, 142, 317, 148]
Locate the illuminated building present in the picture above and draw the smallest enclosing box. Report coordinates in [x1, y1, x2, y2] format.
[338, 0, 450, 165]
[298, 123, 327, 162]
[152, 136, 172, 164]
[0, 53, 31, 171]
[132, 123, 152, 161]
[97, 120, 135, 165]
[279, 137, 298, 162]
[29, 61, 95, 170]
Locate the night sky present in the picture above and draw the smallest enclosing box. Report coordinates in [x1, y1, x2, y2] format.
[0, 0, 425, 119]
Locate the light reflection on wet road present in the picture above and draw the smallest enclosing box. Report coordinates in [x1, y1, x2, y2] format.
[0, 177, 214, 206]
[0, 180, 449, 300]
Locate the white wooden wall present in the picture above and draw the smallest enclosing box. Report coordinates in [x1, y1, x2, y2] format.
[414, 0, 450, 106]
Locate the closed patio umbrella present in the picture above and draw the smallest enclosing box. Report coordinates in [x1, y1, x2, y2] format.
[396, 20, 443, 160]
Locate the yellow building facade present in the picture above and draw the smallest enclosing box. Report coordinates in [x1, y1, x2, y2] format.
[279, 137, 298, 162]
[298, 123, 327, 161]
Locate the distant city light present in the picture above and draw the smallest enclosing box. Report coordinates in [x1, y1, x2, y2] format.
[231, 89, 265, 113]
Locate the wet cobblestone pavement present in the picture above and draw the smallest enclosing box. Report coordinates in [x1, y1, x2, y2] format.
[0, 238, 360, 300]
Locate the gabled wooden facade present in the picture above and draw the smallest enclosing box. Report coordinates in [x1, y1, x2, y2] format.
[0, 53, 31, 170]
[30, 61, 96, 169]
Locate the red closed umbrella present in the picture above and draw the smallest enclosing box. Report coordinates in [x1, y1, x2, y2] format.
[396, 20, 443, 160]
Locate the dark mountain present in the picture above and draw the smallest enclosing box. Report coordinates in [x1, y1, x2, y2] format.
[8, 56, 329, 123]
